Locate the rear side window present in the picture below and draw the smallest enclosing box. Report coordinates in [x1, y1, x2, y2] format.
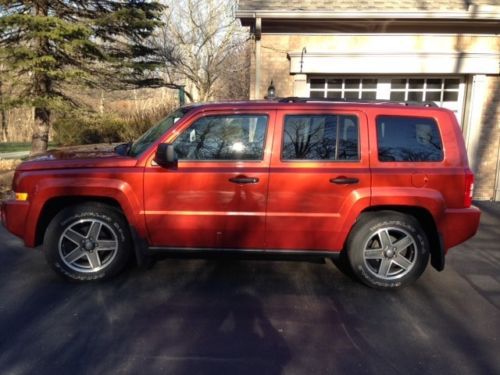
[282, 115, 359, 161]
[376, 116, 443, 162]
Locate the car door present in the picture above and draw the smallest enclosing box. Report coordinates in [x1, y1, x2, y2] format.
[143, 110, 275, 249]
[266, 108, 370, 251]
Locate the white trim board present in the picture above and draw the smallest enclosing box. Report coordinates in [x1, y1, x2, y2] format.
[288, 52, 500, 75]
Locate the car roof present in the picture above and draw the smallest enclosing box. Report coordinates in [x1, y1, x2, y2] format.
[182, 99, 449, 113]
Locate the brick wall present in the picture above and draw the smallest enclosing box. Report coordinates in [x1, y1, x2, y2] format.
[251, 34, 500, 200]
[252, 35, 294, 99]
[471, 75, 500, 200]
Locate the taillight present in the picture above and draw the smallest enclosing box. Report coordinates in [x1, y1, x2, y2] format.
[464, 171, 474, 208]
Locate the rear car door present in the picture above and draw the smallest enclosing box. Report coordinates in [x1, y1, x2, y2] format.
[143, 110, 275, 249]
[266, 108, 370, 251]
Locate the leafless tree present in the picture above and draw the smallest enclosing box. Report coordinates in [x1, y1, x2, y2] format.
[153, 0, 250, 102]
[0, 63, 8, 142]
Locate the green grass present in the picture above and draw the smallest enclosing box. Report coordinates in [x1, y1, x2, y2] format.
[0, 142, 57, 153]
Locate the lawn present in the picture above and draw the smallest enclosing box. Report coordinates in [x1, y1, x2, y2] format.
[0, 142, 57, 153]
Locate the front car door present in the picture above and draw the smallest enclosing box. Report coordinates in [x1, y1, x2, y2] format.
[266, 108, 370, 251]
[143, 110, 275, 249]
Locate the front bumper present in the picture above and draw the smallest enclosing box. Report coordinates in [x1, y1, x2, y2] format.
[1, 199, 30, 240]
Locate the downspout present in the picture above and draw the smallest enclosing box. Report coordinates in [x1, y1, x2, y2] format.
[254, 17, 262, 99]
[494, 124, 500, 201]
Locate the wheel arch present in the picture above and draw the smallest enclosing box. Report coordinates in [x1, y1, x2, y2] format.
[35, 196, 123, 247]
[351, 205, 444, 271]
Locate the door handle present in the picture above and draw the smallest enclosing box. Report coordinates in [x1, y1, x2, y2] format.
[229, 176, 259, 184]
[330, 177, 359, 185]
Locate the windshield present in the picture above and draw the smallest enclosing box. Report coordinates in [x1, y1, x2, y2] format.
[129, 108, 190, 157]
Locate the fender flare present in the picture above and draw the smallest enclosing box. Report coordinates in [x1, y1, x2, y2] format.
[25, 177, 146, 247]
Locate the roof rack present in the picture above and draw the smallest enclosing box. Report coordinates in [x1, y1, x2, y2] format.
[277, 97, 438, 107]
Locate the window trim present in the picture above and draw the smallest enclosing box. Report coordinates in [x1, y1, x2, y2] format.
[172, 113, 270, 162]
[280, 113, 361, 163]
[375, 114, 445, 163]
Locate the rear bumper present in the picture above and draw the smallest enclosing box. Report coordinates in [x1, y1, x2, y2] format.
[441, 205, 481, 251]
[1, 200, 30, 241]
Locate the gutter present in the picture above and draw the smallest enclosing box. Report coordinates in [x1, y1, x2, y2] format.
[236, 6, 500, 21]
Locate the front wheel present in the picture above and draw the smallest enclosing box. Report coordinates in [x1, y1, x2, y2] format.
[346, 212, 429, 289]
[44, 203, 132, 281]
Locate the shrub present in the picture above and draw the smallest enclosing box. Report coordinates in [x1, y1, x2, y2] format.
[53, 106, 174, 146]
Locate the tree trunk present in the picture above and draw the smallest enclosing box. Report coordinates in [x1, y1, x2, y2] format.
[30, 1, 51, 155]
[99, 90, 104, 114]
[31, 108, 50, 154]
[0, 80, 7, 142]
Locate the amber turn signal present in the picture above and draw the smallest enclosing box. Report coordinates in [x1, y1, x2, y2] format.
[15, 192, 28, 201]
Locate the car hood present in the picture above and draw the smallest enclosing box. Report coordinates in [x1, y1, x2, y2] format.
[29, 143, 120, 160]
[17, 143, 137, 171]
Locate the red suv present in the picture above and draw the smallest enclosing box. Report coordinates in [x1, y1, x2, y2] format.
[1, 99, 480, 288]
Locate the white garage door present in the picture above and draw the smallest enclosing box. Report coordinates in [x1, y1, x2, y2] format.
[309, 77, 466, 125]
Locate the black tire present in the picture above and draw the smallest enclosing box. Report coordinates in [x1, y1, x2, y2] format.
[43, 203, 132, 282]
[346, 211, 429, 289]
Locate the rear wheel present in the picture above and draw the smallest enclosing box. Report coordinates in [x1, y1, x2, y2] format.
[346, 212, 429, 289]
[44, 203, 132, 281]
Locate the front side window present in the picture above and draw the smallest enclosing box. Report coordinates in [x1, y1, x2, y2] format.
[377, 116, 443, 162]
[173, 115, 268, 161]
[282, 115, 359, 161]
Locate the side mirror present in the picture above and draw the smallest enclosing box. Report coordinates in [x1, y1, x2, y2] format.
[154, 143, 178, 168]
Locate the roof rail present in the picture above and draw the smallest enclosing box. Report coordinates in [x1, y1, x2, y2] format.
[277, 97, 438, 107]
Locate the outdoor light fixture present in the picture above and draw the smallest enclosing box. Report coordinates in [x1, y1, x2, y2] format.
[265, 80, 276, 100]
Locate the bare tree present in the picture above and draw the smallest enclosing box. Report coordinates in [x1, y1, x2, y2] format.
[0, 87, 6, 142]
[153, 0, 249, 102]
[0, 63, 8, 142]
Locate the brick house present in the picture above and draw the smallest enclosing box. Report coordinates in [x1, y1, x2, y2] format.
[236, 1, 500, 200]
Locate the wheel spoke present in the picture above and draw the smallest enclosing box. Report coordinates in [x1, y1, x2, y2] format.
[64, 248, 85, 264]
[394, 235, 413, 253]
[96, 240, 117, 251]
[378, 229, 392, 248]
[87, 221, 102, 240]
[378, 258, 392, 276]
[86, 251, 102, 269]
[393, 255, 413, 270]
[63, 229, 85, 245]
[365, 249, 385, 259]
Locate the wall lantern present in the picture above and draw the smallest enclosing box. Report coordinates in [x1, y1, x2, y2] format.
[265, 80, 276, 100]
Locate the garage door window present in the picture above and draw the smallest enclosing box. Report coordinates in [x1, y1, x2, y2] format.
[389, 78, 461, 104]
[308, 77, 465, 124]
[310, 78, 377, 100]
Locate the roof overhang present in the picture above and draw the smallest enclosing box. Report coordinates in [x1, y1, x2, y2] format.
[237, 6, 500, 23]
[237, 7, 500, 34]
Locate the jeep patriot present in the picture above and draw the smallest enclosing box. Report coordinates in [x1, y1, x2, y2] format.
[1, 99, 481, 288]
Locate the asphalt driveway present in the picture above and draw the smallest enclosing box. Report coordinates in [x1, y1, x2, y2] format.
[0, 202, 499, 375]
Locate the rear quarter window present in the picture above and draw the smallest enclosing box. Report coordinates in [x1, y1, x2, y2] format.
[376, 116, 443, 162]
